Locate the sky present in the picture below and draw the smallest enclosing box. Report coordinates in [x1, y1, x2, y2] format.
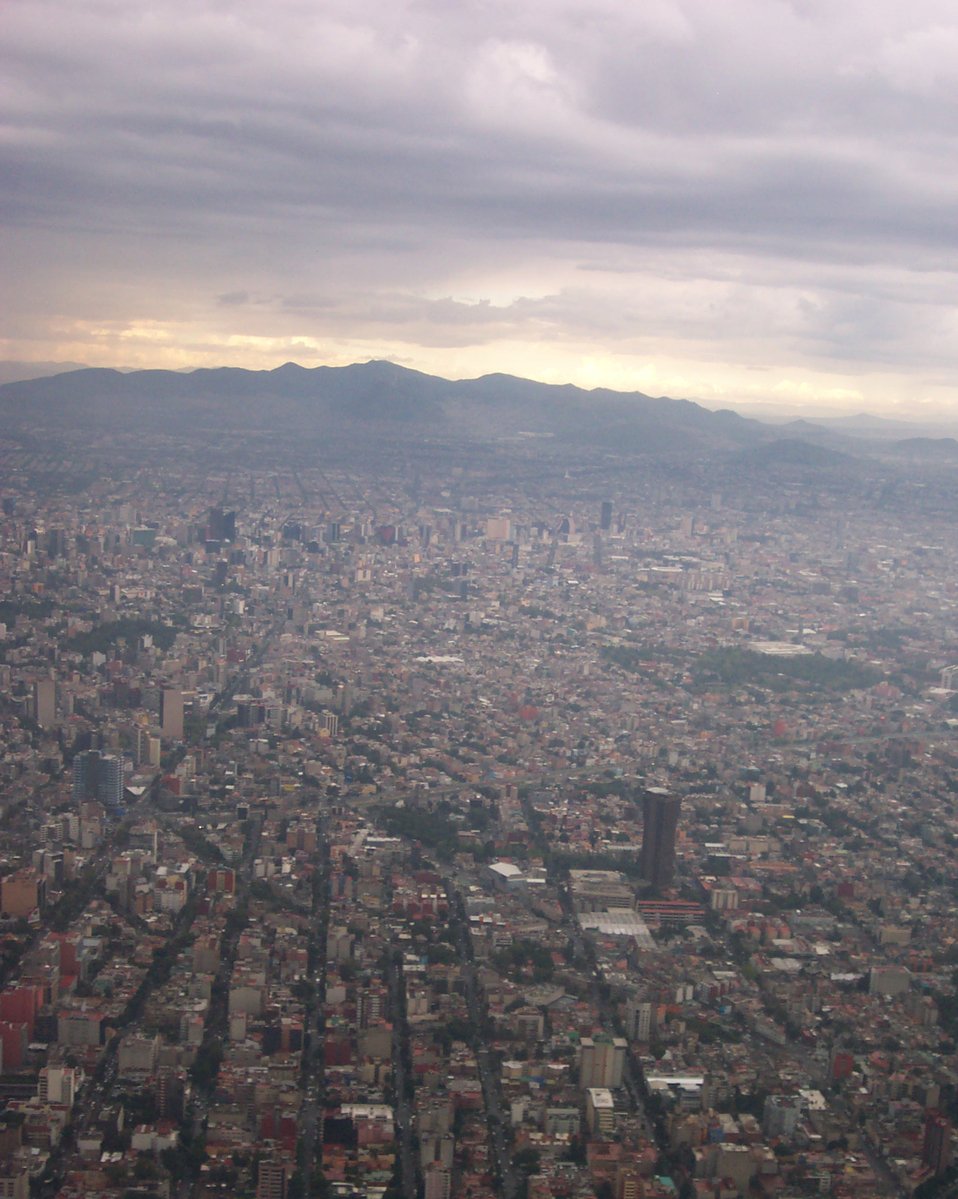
[4, 0, 958, 416]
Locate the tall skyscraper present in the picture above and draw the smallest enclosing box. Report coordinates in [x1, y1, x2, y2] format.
[923, 1111, 953, 1176]
[161, 689, 184, 741]
[600, 500, 613, 531]
[207, 506, 236, 543]
[72, 751, 124, 810]
[33, 678, 55, 728]
[640, 788, 681, 890]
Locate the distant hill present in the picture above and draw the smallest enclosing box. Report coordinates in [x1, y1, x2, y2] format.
[885, 437, 958, 459]
[729, 438, 856, 470]
[0, 360, 772, 456]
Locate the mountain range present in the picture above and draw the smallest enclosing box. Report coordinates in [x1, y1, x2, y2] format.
[0, 360, 952, 464]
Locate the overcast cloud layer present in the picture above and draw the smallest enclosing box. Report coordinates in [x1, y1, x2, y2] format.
[4, 0, 958, 414]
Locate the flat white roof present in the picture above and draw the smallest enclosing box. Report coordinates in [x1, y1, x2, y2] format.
[750, 640, 813, 657]
[579, 909, 655, 948]
[489, 862, 523, 878]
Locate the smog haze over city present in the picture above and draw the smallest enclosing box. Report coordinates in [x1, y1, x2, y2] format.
[6, 5, 958, 1199]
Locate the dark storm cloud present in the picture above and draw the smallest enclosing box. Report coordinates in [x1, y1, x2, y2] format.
[2, 0, 949, 253]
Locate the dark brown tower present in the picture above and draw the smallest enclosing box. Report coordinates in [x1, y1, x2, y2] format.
[923, 1111, 952, 1176]
[640, 789, 681, 890]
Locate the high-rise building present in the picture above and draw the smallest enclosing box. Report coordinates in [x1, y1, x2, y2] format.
[359, 986, 386, 1029]
[600, 500, 613, 530]
[585, 1087, 615, 1137]
[160, 689, 184, 741]
[207, 507, 236, 543]
[640, 788, 681, 890]
[923, 1111, 953, 1176]
[99, 755, 124, 809]
[255, 1157, 287, 1199]
[0, 870, 44, 919]
[625, 997, 653, 1043]
[763, 1094, 800, 1139]
[157, 1067, 187, 1120]
[579, 1034, 627, 1089]
[33, 678, 55, 728]
[423, 1163, 452, 1199]
[136, 728, 161, 767]
[617, 1167, 643, 1199]
[72, 751, 124, 810]
[38, 1066, 76, 1106]
[45, 529, 67, 558]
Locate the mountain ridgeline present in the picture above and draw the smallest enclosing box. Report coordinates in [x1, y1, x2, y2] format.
[0, 360, 953, 464]
[0, 361, 766, 455]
